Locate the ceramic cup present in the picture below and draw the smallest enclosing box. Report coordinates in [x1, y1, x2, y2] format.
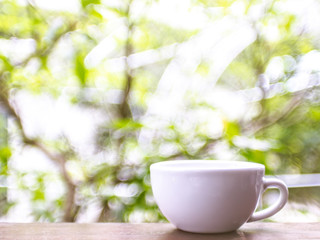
[150, 160, 288, 233]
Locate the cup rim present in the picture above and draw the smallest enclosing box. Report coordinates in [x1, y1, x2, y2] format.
[150, 160, 265, 172]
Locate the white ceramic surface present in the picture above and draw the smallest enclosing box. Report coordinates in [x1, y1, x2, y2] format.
[150, 160, 288, 233]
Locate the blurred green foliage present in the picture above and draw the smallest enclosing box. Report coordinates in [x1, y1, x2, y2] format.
[0, 0, 319, 222]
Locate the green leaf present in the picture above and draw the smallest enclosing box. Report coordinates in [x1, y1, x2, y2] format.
[107, 7, 127, 17]
[224, 121, 240, 140]
[0, 55, 13, 72]
[309, 108, 320, 121]
[196, 61, 210, 76]
[0, 147, 11, 161]
[81, 0, 100, 8]
[88, 6, 103, 20]
[240, 149, 272, 174]
[0, 201, 16, 215]
[111, 119, 143, 132]
[32, 189, 45, 201]
[0, 147, 11, 175]
[75, 53, 87, 87]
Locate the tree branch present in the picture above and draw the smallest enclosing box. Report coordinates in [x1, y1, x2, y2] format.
[13, 22, 76, 68]
[244, 91, 307, 135]
[97, 0, 135, 222]
[119, 1, 134, 119]
[0, 74, 77, 222]
[98, 199, 111, 222]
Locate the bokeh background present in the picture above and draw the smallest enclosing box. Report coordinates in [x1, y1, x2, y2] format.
[0, 0, 320, 222]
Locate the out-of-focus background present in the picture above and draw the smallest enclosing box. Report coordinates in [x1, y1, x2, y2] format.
[0, 0, 319, 223]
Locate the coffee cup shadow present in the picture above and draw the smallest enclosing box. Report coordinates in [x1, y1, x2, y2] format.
[159, 228, 251, 240]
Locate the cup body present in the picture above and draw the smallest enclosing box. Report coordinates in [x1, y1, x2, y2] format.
[150, 160, 265, 233]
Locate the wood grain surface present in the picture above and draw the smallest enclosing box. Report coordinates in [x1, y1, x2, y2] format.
[0, 222, 319, 240]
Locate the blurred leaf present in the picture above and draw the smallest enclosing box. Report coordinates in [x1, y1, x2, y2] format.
[284, 15, 296, 32]
[223, 121, 240, 140]
[107, 7, 127, 17]
[0, 147, 11, 161]
[32, 189, 45, 201]
[75, 53, 87, 87]
[0, 55, 13, 72]
[195, 61, 210, 76]
[81, 0, 100, 8]
[111, 119, 143, 132]
[87, 6, 103, 20]
[0, 200, 15, 216]
[240, 149, 272, 174]
[0, 147, 11, 175]
[309, 108, 320, 121]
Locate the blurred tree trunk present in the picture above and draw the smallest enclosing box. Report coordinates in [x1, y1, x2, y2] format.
[0, 113, 8, 216]
[97, 0, 135, 222]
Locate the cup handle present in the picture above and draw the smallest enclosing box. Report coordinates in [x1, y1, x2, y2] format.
[248, 178, 289, 222]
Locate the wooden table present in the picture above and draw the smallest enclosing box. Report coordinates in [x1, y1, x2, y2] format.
[0, 222, 319, 240]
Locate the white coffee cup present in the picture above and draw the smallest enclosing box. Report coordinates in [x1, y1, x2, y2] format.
[150, 160, 288, 233]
